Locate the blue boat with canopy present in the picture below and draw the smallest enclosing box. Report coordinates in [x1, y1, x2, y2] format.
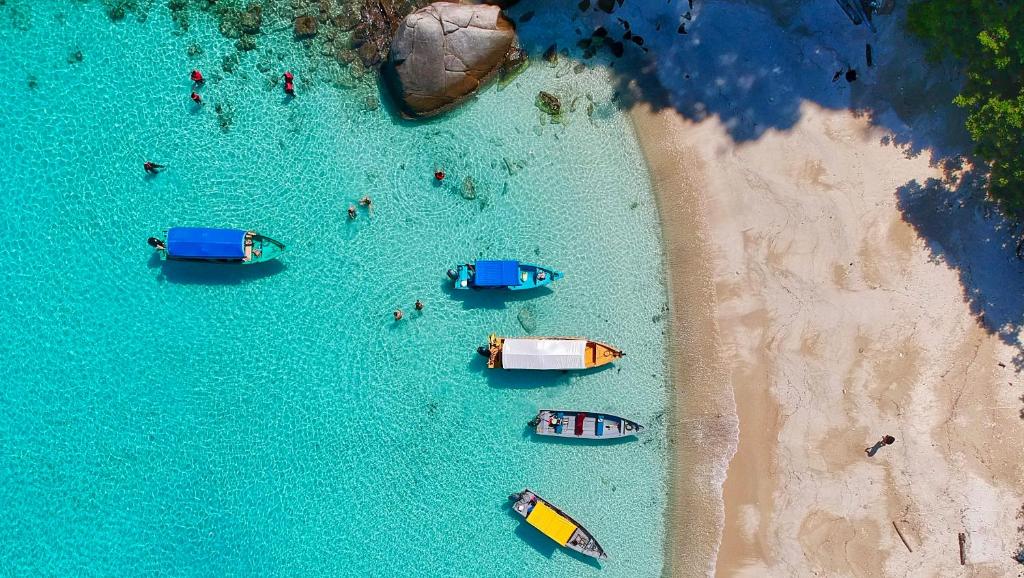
[148, 227, 285, 264]
[447, 260, 563, 290]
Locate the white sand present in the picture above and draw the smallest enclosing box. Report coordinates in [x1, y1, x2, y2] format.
[622, 0, 1024, 575]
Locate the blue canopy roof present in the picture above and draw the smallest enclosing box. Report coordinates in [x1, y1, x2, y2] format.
[166, 227, 246, 259]
[475, 260, 520, 287]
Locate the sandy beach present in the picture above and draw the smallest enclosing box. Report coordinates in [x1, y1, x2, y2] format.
[627, 1, 1024, 575]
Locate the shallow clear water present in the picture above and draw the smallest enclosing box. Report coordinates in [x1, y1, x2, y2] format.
[0, 2, 669, 575]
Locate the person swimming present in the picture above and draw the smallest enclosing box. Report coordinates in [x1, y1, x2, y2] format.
[190, 91, 203, 105]
[347, 204, 357, 220]
[415, 299, 424, 311]
[434, 168, 445, 181]
[190, 69, 205, 84]
[143, 161, 165, 173]
[359, 196, 373, 215]
[393, 309, 404, 321]
[283, 71, 295, 96]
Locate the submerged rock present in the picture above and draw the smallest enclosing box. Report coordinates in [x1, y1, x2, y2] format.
[385, 2, 517, 118]
[517, 308, 537, 333]
[498, 44, 529, 88]
[222, 53, 240, 73]
[236, 35, 257, 52]
[294, 15, 318, 39]
[543, 44, 558, 64]
[461, 176, 476, 200]
[240, 4, 262, 35]
[219, 3, 262, 39]
[535, 91, 561, 115]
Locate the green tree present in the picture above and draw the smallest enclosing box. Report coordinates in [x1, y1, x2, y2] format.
[907, 1, 1024, 214]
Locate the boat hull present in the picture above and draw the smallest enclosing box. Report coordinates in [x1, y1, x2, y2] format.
[509, 489, 607, 560]
[450, 262, 563, 290]
[531, 410, 644, 440]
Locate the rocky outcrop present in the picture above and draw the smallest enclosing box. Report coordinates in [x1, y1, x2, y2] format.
[351, 0, 424, 68]
[385, 2, 517, 118]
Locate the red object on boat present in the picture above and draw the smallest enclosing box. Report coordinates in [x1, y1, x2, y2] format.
[575, 413, 586, 436]
[190, 69, 204, 84]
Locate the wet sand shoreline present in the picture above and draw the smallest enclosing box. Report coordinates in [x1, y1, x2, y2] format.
[629, 105, 739, 577]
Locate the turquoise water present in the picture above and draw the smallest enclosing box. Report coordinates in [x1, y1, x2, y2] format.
[0, 2, 669, 575]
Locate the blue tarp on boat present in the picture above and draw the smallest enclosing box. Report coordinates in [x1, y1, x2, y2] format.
[167, 227, 246, 259]
[475, 260, 520, 287]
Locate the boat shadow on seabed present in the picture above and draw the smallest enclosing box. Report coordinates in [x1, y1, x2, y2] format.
[520, 424, 639, 447]
[469, 353, 620, 389]
[148, 252, 286, 285]
[439, 277, 555, 310]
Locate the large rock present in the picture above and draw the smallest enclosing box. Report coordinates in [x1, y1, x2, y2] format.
[386, 2, 517, 118]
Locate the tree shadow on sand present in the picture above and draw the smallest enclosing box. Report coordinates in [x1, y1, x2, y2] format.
[896, 163, 1024, 368]
[503, 0, 965, 158]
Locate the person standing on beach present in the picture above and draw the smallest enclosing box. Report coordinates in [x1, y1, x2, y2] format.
[865, 434, 896, 456]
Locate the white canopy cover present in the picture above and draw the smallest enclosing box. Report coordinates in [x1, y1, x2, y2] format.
[501, 338, 587, 370]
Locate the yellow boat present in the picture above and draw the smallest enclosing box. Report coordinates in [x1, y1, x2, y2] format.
[481, 334, 623, 370]
[509, 489, 607, 560]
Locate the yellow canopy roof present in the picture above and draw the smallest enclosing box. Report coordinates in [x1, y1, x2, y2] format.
[526, 501, 578, 546]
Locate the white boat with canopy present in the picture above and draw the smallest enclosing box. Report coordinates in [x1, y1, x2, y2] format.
[482, 334, 623, 370]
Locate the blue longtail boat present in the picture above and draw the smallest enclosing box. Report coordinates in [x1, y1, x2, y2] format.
[447, 260, 563, 290]
[148, 227, 285, 264]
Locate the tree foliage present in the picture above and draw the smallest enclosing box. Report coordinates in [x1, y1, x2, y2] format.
[907, 1, 1024, 214]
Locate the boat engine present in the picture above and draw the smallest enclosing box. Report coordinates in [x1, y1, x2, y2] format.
[147, 237, 164, 249]
[476, 346, 490, 358]
[446, 269, 458, 280]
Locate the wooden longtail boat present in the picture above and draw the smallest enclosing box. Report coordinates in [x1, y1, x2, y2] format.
[509, 489, 607, 560]
[447, 260, 563, 290]
[529, 410, 644, 440]
[148, 227, 285, 265]
[481, 334, 623, 370]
